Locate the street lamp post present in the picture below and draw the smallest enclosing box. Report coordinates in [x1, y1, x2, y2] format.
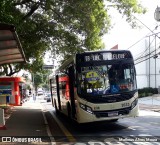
[154, 6, 160, 89]
[154, 6, 160, 90]
[152, 6, 160, 105]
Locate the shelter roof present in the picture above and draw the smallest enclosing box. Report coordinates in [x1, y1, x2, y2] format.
[0, 23, 26, 65]
[0, 76, 26, 83]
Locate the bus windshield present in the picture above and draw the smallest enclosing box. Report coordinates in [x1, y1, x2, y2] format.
[77, 63, 137, 96]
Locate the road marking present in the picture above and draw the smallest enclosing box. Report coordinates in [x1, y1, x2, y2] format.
[49, 110, 76, 142]
[127, 126, 136, 130]
[40, 105, 56, 145]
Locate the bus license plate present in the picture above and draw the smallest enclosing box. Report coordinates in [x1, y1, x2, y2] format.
[108, 111, 118, 117]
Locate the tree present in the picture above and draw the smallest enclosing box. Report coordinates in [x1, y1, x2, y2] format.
[0, 0, 146, 75]
[33, 70, 51, 94]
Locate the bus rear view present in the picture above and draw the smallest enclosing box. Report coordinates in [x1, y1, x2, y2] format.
[53, 50, 138, 123]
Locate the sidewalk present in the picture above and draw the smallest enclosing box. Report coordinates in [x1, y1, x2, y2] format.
[0, 98, 52, 144]
[139, 94, 160, 112]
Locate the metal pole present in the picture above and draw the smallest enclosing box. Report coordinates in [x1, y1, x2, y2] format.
[32, 73, 35, 95]
[32, 73, 34, 87]
[155, 35, 157, 88]
[149, 36, 150, 87]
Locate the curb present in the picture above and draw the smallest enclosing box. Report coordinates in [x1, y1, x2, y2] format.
[0, 125, 6, 130]
[139, 104, 160, 112]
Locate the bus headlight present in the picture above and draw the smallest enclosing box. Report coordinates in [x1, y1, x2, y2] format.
[86, 106, 93, 114]
[79, 103, 85, 110]
[131, 99, 138, 109]
[79, 103, 93, 114]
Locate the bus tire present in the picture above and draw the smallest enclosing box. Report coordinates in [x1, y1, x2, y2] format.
[111, 119, 118, 122]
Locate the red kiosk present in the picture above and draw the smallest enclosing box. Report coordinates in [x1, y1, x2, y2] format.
[0, 77, 25, 106]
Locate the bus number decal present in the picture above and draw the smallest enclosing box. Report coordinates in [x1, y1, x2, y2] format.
[121, 103, 130, 108]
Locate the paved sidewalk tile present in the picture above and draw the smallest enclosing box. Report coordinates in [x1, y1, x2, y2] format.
[139, 94, 160, 112]
[0, 99, 52, 145]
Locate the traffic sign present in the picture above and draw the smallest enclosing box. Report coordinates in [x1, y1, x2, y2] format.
[43, 65, 54, 69]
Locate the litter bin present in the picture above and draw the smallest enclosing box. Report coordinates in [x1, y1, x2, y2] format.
[6, 96, 10, 104]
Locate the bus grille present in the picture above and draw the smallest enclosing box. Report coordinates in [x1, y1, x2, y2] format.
[93, 107, 131, 118]
[82, 91, 137, 103]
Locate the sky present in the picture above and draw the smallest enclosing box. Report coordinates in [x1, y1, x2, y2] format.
[103, 0, 160, 51]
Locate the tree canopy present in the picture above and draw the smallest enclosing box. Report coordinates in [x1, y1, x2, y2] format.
[33, 70, 51, 93]
[0, 0, 146, 75]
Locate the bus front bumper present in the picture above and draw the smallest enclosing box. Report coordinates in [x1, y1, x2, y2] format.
[77, 104, 139, 123]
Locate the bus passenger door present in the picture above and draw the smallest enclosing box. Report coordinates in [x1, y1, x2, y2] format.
[49, 79, 54, 106]
[68, 65, 76, 119]
[56, 75, 61, 111]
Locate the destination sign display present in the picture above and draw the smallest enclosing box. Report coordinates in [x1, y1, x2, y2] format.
[85, 53, 126, 62]
[77, 51, 132, 62]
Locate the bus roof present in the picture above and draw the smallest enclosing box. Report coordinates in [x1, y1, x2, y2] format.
[80, 49, 131, 54]
[56, 56, 74, 72]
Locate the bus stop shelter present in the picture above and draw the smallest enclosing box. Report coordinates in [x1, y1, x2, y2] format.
[0, 23, 26, 65]
[0, 23, 26, 106]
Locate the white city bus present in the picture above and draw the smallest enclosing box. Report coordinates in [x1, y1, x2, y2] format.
[50, 50, 139, 123]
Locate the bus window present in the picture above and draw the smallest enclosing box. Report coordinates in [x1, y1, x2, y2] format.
[58, 75, 69, 100]
[77, 64, 137, 95]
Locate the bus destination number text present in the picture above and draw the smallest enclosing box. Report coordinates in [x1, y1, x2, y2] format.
[85, 53, 125, 62]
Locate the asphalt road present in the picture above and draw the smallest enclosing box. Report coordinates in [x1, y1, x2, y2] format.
[39, 97, 160, 145]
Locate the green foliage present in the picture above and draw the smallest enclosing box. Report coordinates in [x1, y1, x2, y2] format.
[33, 70, 51, 91]
[106, 0, 147, 28]
[0, 0, 146, 74]
[138, 87, 158, 98]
